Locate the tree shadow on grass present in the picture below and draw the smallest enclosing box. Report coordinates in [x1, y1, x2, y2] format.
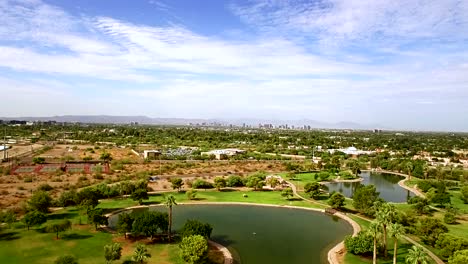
[220, 189, 237, 192]
[0, 231, 20, 241]
[140, 201, 161, 206]
[288, 198, 303, 201]
[47, 212, 76, 220]
[61, 233, 93, 240]
[188, 198, 207, 201]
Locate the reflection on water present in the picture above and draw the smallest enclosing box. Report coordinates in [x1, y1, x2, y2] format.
[322, 171, 414, 203]
[109, 204, 352, 264]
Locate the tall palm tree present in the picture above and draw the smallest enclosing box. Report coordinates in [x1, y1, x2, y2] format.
[165, 195, 177, 242]
[405, 161, 413, 180]
[368, 221, 381, 264]
[388, 223, 405, 264]
[374, 202, 396, 258]
[405, 245, 429, 264]
[132, 244, 151, 264]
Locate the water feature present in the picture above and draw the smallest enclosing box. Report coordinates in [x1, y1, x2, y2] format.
[108, 204, 353, 264]
[322, 171, 414, 202]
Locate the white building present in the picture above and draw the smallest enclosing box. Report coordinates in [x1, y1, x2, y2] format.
[143, 150, 161, 159]
[201, 148, 245, 160]
[328, 146, 375, 156]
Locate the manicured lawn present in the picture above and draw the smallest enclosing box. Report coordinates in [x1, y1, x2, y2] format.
[0, 208, 184, 264]
[449, 190, 468, 214]
[99, 189, 327, 210]
[286, 172, 321, 190]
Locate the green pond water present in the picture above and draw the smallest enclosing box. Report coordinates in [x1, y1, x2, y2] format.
[322, 171, 414, 203]
[109, 204, 353, 264]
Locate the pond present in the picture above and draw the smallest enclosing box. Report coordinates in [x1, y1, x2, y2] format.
[322, 171, 414, 203]
[108, 204, 353, 264]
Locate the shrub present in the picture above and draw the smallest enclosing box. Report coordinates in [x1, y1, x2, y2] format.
[418, 218, 448, 246]
[180, 220, 213, 238]
[345, 231, 374, 255]
[192, 180, 213, 189]
[179, 235, 208, 264]
[226, 176, 244, 187]
[436, 234, 468, 260]
[37, 184, 53, 192]
[54, 255, 78, 264]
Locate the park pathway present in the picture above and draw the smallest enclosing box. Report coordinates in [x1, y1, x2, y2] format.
[287, 178, 446, 264]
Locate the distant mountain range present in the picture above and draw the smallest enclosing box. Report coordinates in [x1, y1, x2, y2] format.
[0, 115, 385, 130]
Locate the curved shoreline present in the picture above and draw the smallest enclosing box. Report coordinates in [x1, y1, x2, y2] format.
[362, 169, 423, 198]
[104, 201, 360, 264]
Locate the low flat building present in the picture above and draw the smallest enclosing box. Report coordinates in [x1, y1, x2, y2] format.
[201, 148, 245, 160]
[143, 150, 161, 159]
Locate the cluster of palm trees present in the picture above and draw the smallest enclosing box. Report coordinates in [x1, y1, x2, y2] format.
[368, 201, 429, 264]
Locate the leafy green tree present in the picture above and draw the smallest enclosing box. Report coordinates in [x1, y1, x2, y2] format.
[132, 244, 151, 264]
[347, 159, 362, 176]
[304, 182, 321, 199]
[245, 176, 264, 191]
[54, 255, 78, 264]
[180, 220, 213, 238]
[170, 178, 184, 191]
[46, 219, 72, 239]
[406, 245, 429, 264]
[186, 189, 197, 200]
[368, 221, 381, 264]
[461, 186, 468, 204]
[22, 210, 47, 230]
[444, 211, 457, 224]
[435, 234, 468, 260]
[165, 195, 177, 241]
[0, 209, 16, 228]
[408, 196, 431, 215]
[352, 185, 380, 215]
[389, 223, 405, 264]
[266, 177, 279, 188]
[116, 213, 134, 239]
[328, 192, 345, 209]
[213, 177, 226, 191]
[418, 218, 448, 246]
[100, 152, 113, 163]
[448, 250, 468, 264]
[131, 189, 149, 205]
[344, 231, 374, 255]
[87, 208, 108, 230]
[281, 187, 293, 200]
[179, 235, 208, 264]
[132, 211, 168, 240]
[76, 187, 100, 209]
[28, 191, 52, 213]
[57, 189, 78, 207]
[104, 243, 122, 264]
[226, 176, 244, 187]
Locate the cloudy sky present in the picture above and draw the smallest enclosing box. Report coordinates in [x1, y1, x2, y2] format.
[1, 0, 468, 131]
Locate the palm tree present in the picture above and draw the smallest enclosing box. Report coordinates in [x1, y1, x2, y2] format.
[374, 202, 396, 258]
[367, 221, 381, 264]
[405, 245, 429, 264]
[405, 161, 413, 180]
[132, 244, 151, 264]
[388, 223, 405, 264]
[165, 195, 177, 242]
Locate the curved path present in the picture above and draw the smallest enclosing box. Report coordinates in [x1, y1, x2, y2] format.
[286, 181, 361, 264]
[289, 174, 445, 264]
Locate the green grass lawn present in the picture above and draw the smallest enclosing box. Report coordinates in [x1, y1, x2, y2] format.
[99, 189, 327, 210]
[0, 208, 185, 264]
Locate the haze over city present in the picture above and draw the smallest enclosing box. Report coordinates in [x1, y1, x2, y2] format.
[1, 0, 468, 131]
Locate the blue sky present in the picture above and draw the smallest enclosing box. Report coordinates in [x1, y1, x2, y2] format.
[1, 0, 468, 131]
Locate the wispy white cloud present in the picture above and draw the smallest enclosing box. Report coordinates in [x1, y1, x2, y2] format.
[230, 0, 468, 47]
[0, 0, 467, 130]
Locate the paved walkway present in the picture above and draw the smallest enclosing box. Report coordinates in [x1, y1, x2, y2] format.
[288, 177, 446, 264]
